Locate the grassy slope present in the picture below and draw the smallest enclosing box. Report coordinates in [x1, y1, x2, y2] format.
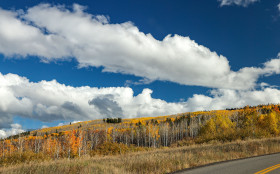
[2, 137, 280, 174]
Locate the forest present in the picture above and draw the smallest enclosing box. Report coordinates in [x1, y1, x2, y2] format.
[1, 104, 280, 165]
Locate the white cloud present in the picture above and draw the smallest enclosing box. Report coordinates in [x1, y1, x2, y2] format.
[0, 7, 71, 59]
[278, 3, 280, 11]
[0, 73, 189, 128]
[0, 123, 25, 139]
[218, 0, 259, 7]
[57, 120, 82, 126]
[125, 78, 154, 86]
[0, 72, 280, 133]
[57, 123, 64, 127]
[41, 125, 48, 129]
[73, 121, 82, 123]
[186, 88, 280, 111]
[0, 4, 278, 90]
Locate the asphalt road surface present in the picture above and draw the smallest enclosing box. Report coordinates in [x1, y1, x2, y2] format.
[174, 153, 280, 174]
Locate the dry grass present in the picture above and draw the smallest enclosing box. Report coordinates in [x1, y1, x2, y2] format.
[2, 137, 280, 174]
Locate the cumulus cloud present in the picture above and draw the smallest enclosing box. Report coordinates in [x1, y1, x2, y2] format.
[0, 113, 13, 128]
[0, 124, 25, 139]
[186, 88, 280, 111]
[89, 94, 124, 118]
[0, 72, 280, 137]
[0, 4, 278, 90]
[218, 0, 259, 7]
[0, 7, 70, 59]
[0, 73, 189, 128]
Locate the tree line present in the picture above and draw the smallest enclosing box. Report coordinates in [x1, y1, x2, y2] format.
[1, 104, 280, 163]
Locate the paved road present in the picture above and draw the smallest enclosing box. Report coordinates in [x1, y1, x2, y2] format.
[174, 153, 280, 174]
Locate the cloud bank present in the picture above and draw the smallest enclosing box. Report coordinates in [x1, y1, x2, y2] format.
[0, 72, 188, 125]
[0, 4, 279, 90]
[1, 72, 280, 138]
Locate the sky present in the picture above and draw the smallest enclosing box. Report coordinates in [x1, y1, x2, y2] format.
[0, 0, 280, 138]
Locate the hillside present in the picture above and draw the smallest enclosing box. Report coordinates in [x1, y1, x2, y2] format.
[1, 104, 280, 167]
[29, 104, 278, 135]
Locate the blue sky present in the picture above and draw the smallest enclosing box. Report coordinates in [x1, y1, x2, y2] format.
[0, 0, 280, 136]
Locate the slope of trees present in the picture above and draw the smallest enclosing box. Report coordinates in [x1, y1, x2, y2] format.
[1, 104, 280, 165]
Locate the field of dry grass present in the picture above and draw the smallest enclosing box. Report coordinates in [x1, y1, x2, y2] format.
[2, 137, 280, 174]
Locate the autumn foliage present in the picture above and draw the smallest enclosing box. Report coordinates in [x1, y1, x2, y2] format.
[1, 104, 280, 166]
